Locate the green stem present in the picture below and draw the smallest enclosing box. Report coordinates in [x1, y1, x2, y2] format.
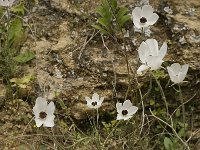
[178, 84, 186, 140]
[152, 72, 169, 117]
[97, 108, 99, 129]
[94, 109, 102, 149]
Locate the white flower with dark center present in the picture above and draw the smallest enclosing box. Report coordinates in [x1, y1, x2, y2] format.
[137, 39, 167, 75]
[0, 0, 15, 7]
[132, 5, 159, 29]
[116, 100, 138, 120]
[85, 93, 104, 109]
[167, 63, 189, 84]
[33, 97, 55, 127]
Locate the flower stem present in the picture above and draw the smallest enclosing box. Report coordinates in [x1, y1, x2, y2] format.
[97, 108, 99, 129]
[152, 72, 169, 117]
[178, 84, 186, 140]
[93, 109, 102, 149]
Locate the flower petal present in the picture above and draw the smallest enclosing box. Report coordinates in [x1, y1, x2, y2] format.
[167, 67, 178, 83]
[92, 93, 99, 101]
[116, 102, 123, 113]
[138, 41, 150, 63]
[128, 106, 138, 116]
[170, 63, 181, 75]
[178, 73, 186, 83]
[146, 56, 163, 70]
[90, 105, 101, 109]
[137, 64, 149, 75]
[98, 97, 104, 106]
[46, 101, 55, 116]
[123, 100, 132, 109]
[132, 7, 142, 21]
[147, 13, 159, 25]
[133, 19, 142, 29]
[123, 115, 133, 120]
[116, 113, 124, 120]
[43, 115, 55, 127]
[33, 105, 40, 118]
[146, 39, 159, 56]
[167, 66, 174, 78]
[117, 114, 133, 120]
[35, 118, 43, 127]
[87, 104, 95, 109]
[178, 64, 189, 82]
[158, 42, 167, 59]
[181, 64, 189, 76]
[141, 5, 154, 19]
[35, 97, 47, 112]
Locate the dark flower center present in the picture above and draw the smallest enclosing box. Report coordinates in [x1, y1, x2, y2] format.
[122, 110, 128, 115]
[92, 101, 97, 106]
[39, 112, 47, 119]
[140, 17, 147, 23]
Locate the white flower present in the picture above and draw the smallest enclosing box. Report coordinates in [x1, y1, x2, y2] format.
[33, 97, 55, 127]
[137, 39, 167, 74]
[0, 0, 15, 7]
[167, 63, 189, 84]
[85, 93, 104, 109]
[116, 100, 138, 120]
[132, 5, 159, 29]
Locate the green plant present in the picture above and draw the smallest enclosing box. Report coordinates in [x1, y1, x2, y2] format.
[163, 110, 188, 150]
[0, 2, 34, 80]
[92, 0, 131, 36]
[10, 74, 34, 88]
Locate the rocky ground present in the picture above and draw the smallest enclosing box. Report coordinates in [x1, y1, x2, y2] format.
[0, 0, 200, 149]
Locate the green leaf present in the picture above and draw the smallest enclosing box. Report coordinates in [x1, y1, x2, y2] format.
[153, 70, 166, 79]
[97, 17, 111, 30]
[101, 0, 110, 10]
[164, 137, 173, 150]
[10, 74, 34, 88]
[150, 99, 155, 106]
[96, 5, 112, 21]
[178, 128, 185, 138]
[178, 122, 188, 128]
[0, 7, 4, 18]
[14, 51, 35, 63]
[96, 6, 106, 17]
[92, 24, 109, 35]
[39, 145, 47, 150]
[110, 0, 117, 10]
[175, 109, 181, 117]
[117, 7, 129, 18]
[118, 14, 131, 27]
[8, 18, 25, 48]
[96, 6, 111, 18]
[11, 3, 25, 15]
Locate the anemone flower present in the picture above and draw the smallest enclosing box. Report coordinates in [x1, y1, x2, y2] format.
[167, 63, 189, 84]
[116, 100, 138, 120]
[132, 5, 159, 29]
[0, 0, 15, 7]
[137, 39, 167, 75]
[33, 97, 55, 127]
[85, 93, 104, 109]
